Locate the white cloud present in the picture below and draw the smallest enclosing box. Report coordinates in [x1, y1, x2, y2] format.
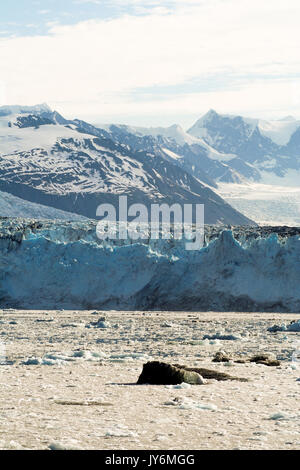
[0, 0, 300, 125]
[74, 1, 101, 4]
[38, 9, 51, 15]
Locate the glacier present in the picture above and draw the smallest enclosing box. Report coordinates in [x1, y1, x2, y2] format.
[1, 218, 300, 312]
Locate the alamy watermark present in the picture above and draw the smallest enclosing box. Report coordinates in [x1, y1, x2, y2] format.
[96, 196, 204, 250]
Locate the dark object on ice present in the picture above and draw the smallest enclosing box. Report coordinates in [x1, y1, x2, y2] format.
[268, 320, 300, 333]
[212, 352, 280, 367]
[137, 362, 204, 385]
[267, 324, 286, 333]
[256, 359, 281, 367]
[212, 351, 245, 363]
[212, 351, 231, 362]
[249, 355, 280, 367]
[203, 333, 240, 341]
[137, 361, 248, 385]
[173, 363, 248, 382]
[249, 354, 271, 362]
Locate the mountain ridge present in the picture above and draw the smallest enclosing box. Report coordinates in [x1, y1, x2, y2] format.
[0, 104, 254, 225]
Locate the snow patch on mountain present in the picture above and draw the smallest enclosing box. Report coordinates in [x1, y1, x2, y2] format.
[257, 119, 300, 146]
[106, 122, 237, 162]
[258, 168, 300, 187]
[0, 108, 253, 225]
[104, 123, 199, 146]
[161, 147, 183, 161]
[0, 123, 93, 155]
[2, 103, 300, 226]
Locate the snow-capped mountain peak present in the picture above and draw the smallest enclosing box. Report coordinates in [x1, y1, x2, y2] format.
[188, 110, 300, 147]
[103, 122, 200, 147]
[0, 103, 51, 117]
[0, 105, 253, 225]
[0, 103, 54, 130]
[187, 110, 256, 155]
[3, 103, 300, 225]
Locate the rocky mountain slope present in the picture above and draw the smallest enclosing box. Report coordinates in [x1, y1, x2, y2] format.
[0, 105, 253, 225]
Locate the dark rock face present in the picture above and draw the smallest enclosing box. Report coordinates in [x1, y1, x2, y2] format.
[12, 114, 54, 129]
[137, 361, 248, 385]
[0, 106, 255, 226]
[187, 110, 300, 182]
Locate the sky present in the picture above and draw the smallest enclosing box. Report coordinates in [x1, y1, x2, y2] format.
[0, 0, 300, 128]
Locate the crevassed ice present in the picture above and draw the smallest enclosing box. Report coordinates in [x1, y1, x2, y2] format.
[1, 220, 300, 311]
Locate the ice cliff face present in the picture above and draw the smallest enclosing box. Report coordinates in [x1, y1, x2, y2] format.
[1, 219, 300, 312]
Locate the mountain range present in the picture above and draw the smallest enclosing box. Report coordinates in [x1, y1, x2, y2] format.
[1, 104, 300, 225]
[102, 109, 300, 186]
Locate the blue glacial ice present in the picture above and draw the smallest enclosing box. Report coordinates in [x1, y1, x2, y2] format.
[1, 219, 300, 311]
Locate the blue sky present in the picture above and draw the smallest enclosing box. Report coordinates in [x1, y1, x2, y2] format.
[0, 1, 126, 37]
[0, 0, 176, 37]
[0, 0, 300, 127]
